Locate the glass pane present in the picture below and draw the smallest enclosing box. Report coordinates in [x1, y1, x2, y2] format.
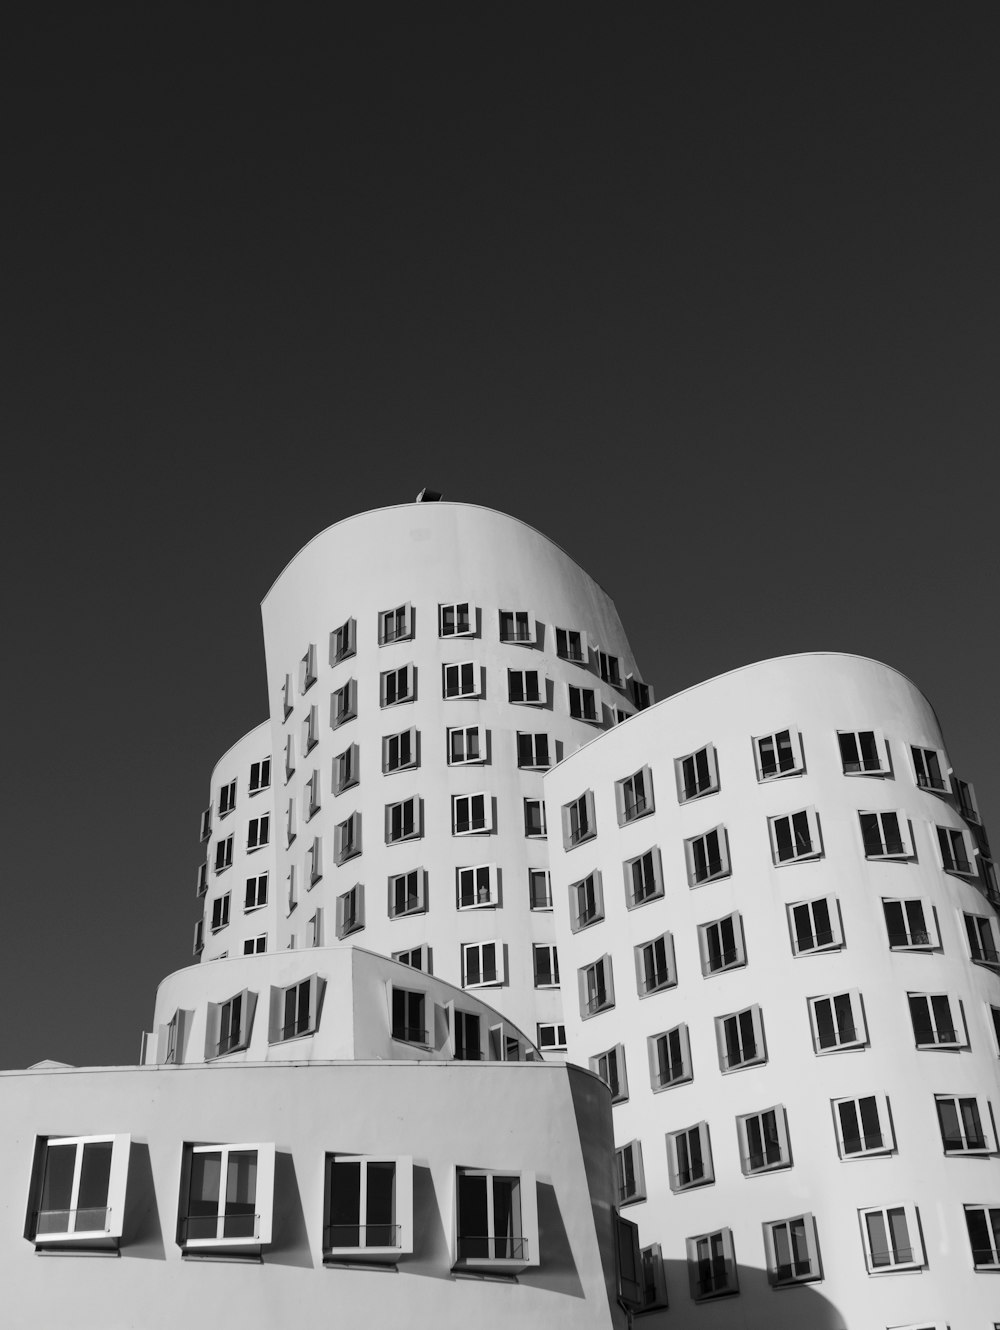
[187, 1151, 222, 1239]
[367, 1162, 396, 1245]
[328, 1159, 361, 1246]
[493, 1176, 522, 1258]
[76, 1140, 113, 1230]
[38, 1143, 76, 1233]
[458, 1172, 489, 1258]
[223, 1150, 257, 1238]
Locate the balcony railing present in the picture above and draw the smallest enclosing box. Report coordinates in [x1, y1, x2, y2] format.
[181, 1211, 259, 1242]
[844, 1131, 884, 1152]
[457, 1234, 528, 1260]
[325, 1222, 400, 1250]
[391, 1025, 428, 1044]
[35, 1206, 110, 1236]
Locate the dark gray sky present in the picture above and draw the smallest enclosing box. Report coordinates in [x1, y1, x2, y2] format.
[3, 5, 998, 1068]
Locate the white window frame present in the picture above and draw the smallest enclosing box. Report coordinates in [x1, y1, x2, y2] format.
[245, 873, 268, 912]
[615, 766, 654, 824]
[936, 824, 977, 877]
[300, 644, 317, 694]
[737, 1104, 791, 1175]
[634, 931, 676, 996]
[378, 602, 412, 646]
[808, 989, 867, 1052]
[447, 724, 485, 765]
[439, 601, 474, 638]
[537, 1022, 566, 1052]
[523, 798, 547, 838]
[615, 1140, 645, 1206]
[788, 895, 843, 955]
[443, 660, 482, 699]
[334, 741, 360, 793]
[454, 1167, 538, 1271]
[554, 626, 585, 663]
[579, 954, 614, 1019]
[768, 806, 822, 865]
[196, 862, 208, 897]
[388, 868, 427, 919]
[666, 1120, 713, 1192]
[248, 758, 271, 794]
[282, 673, 293, 720]
[241, 935, 265, 956]
[452, 792, 493, 836]
[698, 911, 746, 976]
[214, 834, 234, 874]
[528, 868, 551, 910]
[935, 1093, 994, 1154]
[516, 731, 551, 770]
[675, 743, 719, 802]
[648, 1023, 692, 1090]
[330, 617, 356, 664]
[562, 789, 597, 849]
[508, 668, 544, 705]
[832, 1092, 894, 1158]
[624, 846, 664, 908]
[716, 1004, 766, 1072]
[498, 608, 534, 645]
[210, 892, 231, 933]
[178, 1142, 275, 1251]
[908, 991, 964, 1048]
[763, 1212, 820, 1286]
[859, 810, 912, 859]
[27, 1134, 131, 1246]
[965, 910, 1000, 966]
[323, 1154, 413, 1261]
[462, 940, 504, 988]
[380, 663, 416, 708]
[837, 728, 890, 776]
[568, 684, 600, 723]
[456, 863, 498, 910]
[331, 679, 357, 729]
[753, 727, 804, 781]
[684, 826, 731, 886]
[385, 796, 422, 845]
[305, 770, 321, 819]
[964, 1204, 1000, 1270]
[882, 897, 936, 950]
[628, 675, 652, 710]
[206, 989, 256, 1059]
[247, 815, 270, 851]
[910, 744, 947, 793]
[218, 778, 236, 817]
[336, 884, 365, 938]
[334, 811, 361, 864]
[532, 943, 560, 989]
[858, 1202, 924, 1273]
[569, 871, 603, 931]
[307, 908, 323, 948]
[686, 1228, 738, 1301]
[392, 943, 430, 972]
[268, 976, 323, 1042]
[590, 1044, 628, 1102]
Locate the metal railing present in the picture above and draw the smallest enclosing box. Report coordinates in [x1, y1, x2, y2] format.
[324, 1223, 400, 1249]
[844, 1131, 883, 1152]
[35, 1206, 110, 1236]
[705, 948, 739, 973]
[457, 1235, 528, 1260]
[181, 1212, 259, 1242]
[871, 1245, 913, 1267]
[392, 1025, 428, 1044]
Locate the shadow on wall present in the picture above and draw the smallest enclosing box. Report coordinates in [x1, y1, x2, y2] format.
[646, 1257, 848, 1329]
[120, 1142, 165, 1260]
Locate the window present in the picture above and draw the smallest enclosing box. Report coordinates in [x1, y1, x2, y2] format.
[537, 1022, 566, 1052]
[624, 847, 664, 908]
[555, 626, 584, 662]
[533, 944, 560, 988]
[285, 734, 295, 782]
[629, 676, 652, 710]
[716, 1005, 766, 1071]
[769, 807, 822, 864]
[883, 897, 935, 949]
[753, 727, 803, 780]
[788, 895, 842, 954]
[379, 603, 412, 645]
[859, 1203, 923, 1272]
[598, 650, 622, 688]
[380, 664, 415, 707]
[568, 684, 600, 722]
[964, 1205, 1000, 1269]
[911, 745, 946, 792]
[324, 1155, 412, 1259]
[528, 869, 551, 910]
[457, 864, 497, 910]
[336, 884, 364, 938]
[562, 790, 596, 848]
[675, 744, 719, 801]
[447, 724, 484, 764]
[200, 806, 212, 842]
[937, 824, 976, 875]
[499, 609, 533, 644]
[214, 835, 233, 874]
[737, 1105, 791, 1175]
[245, 873, 268, 911]
[453, 1008, 482, 1060]
[908, 992, 963, 1047]
[952, 773, 980, 822]
[635, 932, 675, 995]
[615, 1140, 646, 1205]
[685, 826, 730, 886]
[391, 986, 426, 1043]
[247, 815, 270, 851]
[211, 893, 231, 932]
[699, 911, 746, 975]
[838, 728, 889, 775]
[218, 779, 236, 816]
[452, 793, 492, 835]
[307, 836, 322, 886]
[508, 668, 542, 704]
[389, 869, 426, 918]
[330, 617, 356, 663]
[331, 679, 357, 728]
[302, 705, 319, 752]
[590, 1044, 627, 1101]
[206, 989, 255, 1058]
[455, 1168, 537, 1269]
[439, 602, 473, 637]
[334, 812, 361, 864]
[243, 935, 266, 955]
[809, 990, 867, 1052]
[570, 872, 603, 930]
[196, 862, 208, 897]
[193, 920, 204, 955]
[649, 1023, 691, 1090]
[334, 742, 360, 792]
[523, 798, 546, 838]
[860, 810, 911, 858]
[26, 1134, 131, 1247]
[282, 673, 293, 720]
[178, 1142, 274, 1250]
[462, 941, 504, 987]
[300, 643, 317, 693]
[249, 758, 271, 794]
[666, 1121, 713, 1191]
[966, 911, 1000, 966]
[579, 954, 614, 1018]
[936, 1094, 992, 1153]
[286, 797, 297, 846]
[286, 865, 297, 914]
[639, 1243, 668, 1310]
[763, 1213, 820, 1286]
[687, 1228, 737, 1301]
[516, 731, 550, 769]
[443, 661, 482, 699]
[833, 1093, 893, 1157]
[385, 796, 421, 844]
[616, 766, 653, 823]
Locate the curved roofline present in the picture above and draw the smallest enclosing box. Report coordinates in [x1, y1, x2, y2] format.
[209, 717, 271, 780]
[260, 500, 617, 605]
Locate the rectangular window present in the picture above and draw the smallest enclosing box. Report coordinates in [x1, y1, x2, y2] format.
[716, 1005, 766, 1071]
[935, 1094, 992, 1153]
[570, 871, 603, 930]
[555, 626, 584, 662]
[562, 790, 597, 848]
[307, 836, 322, 886]
[214, 835, 234, 874]
[391, 986, 426, 1043]
[809, 990, 867, 1051]
[211, 893, 231, 932]
[193, 920, 204, 954]
[336, 884, 364, 938]
[859, 1202, 923, 1272]
[860, 810, 911, 858]
[243, 935, 266, 955]
[499, 609, 533, 644]
[769, 807, 822, 864]
[687, 1228, 737, 1301]
[218, 779, 236, 816]
[516, 731, 551, 769]
[331, 679, 357, 728]
[965, 1205, 1000, 1269]
[532, 944, 560, 988]
[737, 1105, 790, 1174]
[616, 766, 653, 823]
[455, 1168, 536, 1269]
[838, 728, 888, 775]
[285, 734, 296, 782]
[629, 676, 652, 710]
[457, 863, 497, 909]
[966, 911, 1000, 966]
[675, 744, 719, 802]
[598, 650, 622, 688]
[388, 869, 426, 918]
[568, 684, 600, 723]
[200, 806, 212, 842]
[452, 793, 492, 835]
[528, 869, 552, 910]
[764, 1213, 820, 1286]
[523, 798, 546, 838]
[648, 1024, 692, 1089]
[196, 862, 208, 897]
[447, 724, 484, 765]
[462, 941, 503, 987]
[245, 873, 268, 911]
[579, 954, 614, 1018]
[788, 895, 842, 954]
[685, 826, 730, 886]
[302, 705, 319, 753]
[300, 644, 317, 694]
[330, 617, 356, 664]
[624, 847, 664, 907]
[380, 664, 415, 707]
[334, 742, 360, 792]
[324, 1155, 411, 1259]
[27, 1134, 131, 1246]
[442, 662, 481, 702]
[439, 602, 473, 637]
[952, 773, 980, 822]
[699, 911, 746, 976]
[379, 603, 412, 645]
[908, 992, 963, 1047]
[452, 1008, 482, 1060]
[883, 897, 935, 949]
[508, 668, 542, 704]
[911, 744, 946, 792]
[247, 815, 270, 850]
[207, 989, 255, 1058]
[537, 1022, 567, 1051]
[385, 796, 421, 844]
[334, 812, 361, 864]
[833, 1093, 893, 1157]
[591, 1044, 628, 1102]
[179, 1143, 275, 1250]
[615, 1140, 645, 1205]
[667, 1121, 713, 1191]
[937, 824, 976, 875]
[635, 932, 675, 995]
[753, 727, 803, 780]
[249, 758, 271, 793]
[270, 976, 321, 1042]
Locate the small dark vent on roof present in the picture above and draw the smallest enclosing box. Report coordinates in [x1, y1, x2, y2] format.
[415, 488, 442, 502]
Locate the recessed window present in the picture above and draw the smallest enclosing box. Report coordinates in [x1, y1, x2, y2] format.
[380, 664, 415, 707]
[597, 650, 622, 688]
[616, 766, 653, 824]
[455, 1168, 536, 1269]
[385, 796, 421, 844]
[859, 810, 911, 859]
[809, 989, 867, 1052]
[624, 847, 664, 908]
[935, 1093, 992, 1153]
[323, 1155, 411, 1261]
[462, 940, 504, 987]
[675, 744, 719, 802]
[336, 884, 364, 938]
[379, 603, 412, 645]
[532, 944, 560, 988]
[193, 920, 204, 955]
[699, 911, 746, 976]
[882, 897, 935, 949]
[838, 729, 888, 775]
[439, 602, 473, 637]
[508, 668, 543, 704]
[936, 824, 976, 876]
[26, 1134, 131, 1248]
[330, 617, 356, 664]
[753, 727, 803, 781]
[392, 944, 430, 972]
[648, 1023, 692, 1090]
[579, 954, 614, 1018]
[200, 806, 212, 842]
[964, 1204, 1000, 1270]
[391, 986, 426, 1043]
[570, 871, 603, 930]
[178, 1142, 274, 1252]
[769, 807, 822, 864]
[300, 644, 317, 694]
[499, 609, 533, 644]
[615, 1140, 645, 1205]
[555, 627, 584, 662]
[249, 759, 271, 794]
[331, 680, 357, 728]
[447, 724, 484, 765]
[716, 1005, 766, 1071]
[334, 812, 361, 864]
[219, 779, 237, 817]
[666, 1121, 713, 1192]
[763, 1213, 820, 1286]
[685, 826, 730, 886]
[206, 989, 255, 1059]
[911, 744, 946, 792]
[334, 742, 360, 792]
[452, 792, 492, 835]
[634, 932, 675, 995]
[687, 1228, 737, 1301]
[285, 734, 296, 782]
[537, 1022, 566, 1051]
[908, 991, 963, 1048]
[833, 1093, 893, 1158]
[214, 835, 234, 874]
[523, 798, 546, 838]
[245, 873, 268, 911]
[966, 911, 1000, 966]
[211, 893, 231, 932]
[737, 1105, 791, 1175]
[528, 869, 551, 910]
[591, 1044, 627, 1101]
[568, 684, 600, 723]
[453, 1009, 483, 1061]
[457, 863, 497, 909]
[307, 836, 322, 886]
[788, 895, 843, 954]
[247, 815, 270, 851]
[562, 790, 597, 849]
[859, 1202, 923, 1272]
[388, 869, 426, 919]
[443, 661, 481, 699]
[243, 935, 266, 955]
[516, 731, 550, 769]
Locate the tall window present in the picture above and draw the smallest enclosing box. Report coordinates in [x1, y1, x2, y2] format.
[737, 1105, 790, 1174]
[457, 864, 497, 909]
[616, 767, 652, 822]
[454, 1009, 482, 1060]
[859, 1203, 923, 1271]
[247, 815, 270, 850]
[498, 609, 532, 644]
[666, 1122, 712, 1191]
[532, 944, 560, 988]
[676, 744, 719, 801]
[180, 1143, 274, 1248]
[455, 1169, 529, 1264]
[809, 990, 866, 1051]
[937, 824, 975, 874]
[649, 1024, 691, 1089]
[389, 869, 425, 918]
[768, 808, 821, 864]
[382, 729, 416, 774]
[443, 661, 481, 699]
[249, 759, 271, 793]
[324, 1156, 401, 1255]
[699, 912, 745, 975]
[837, 730, 887, 775]
[555, 627, 584, 662]
[764, 1213, 820, 1286]
[685, 827, 730, 886]
[859, 810, 909, 859]
[386, 796, 420, 843]
[625, 847, 663, 907]
[579, 955, 614, 1017]
[833, 1093, 892, 1157]
[516, 731, 550, 769]
[528, 869, 551, 910]
[635, 933, 674, 995]
[330, 617, 356, 663]
[753, 728, 802, 780]
[568, 684, 599, 722]
[615, 1141, 645, 1205]
[453, 793, 491, 835]
[687, 1228, 737, 1300]
[965, 1205, 1000, 1269]
[218, 779, 236, 816]
[788, 896, 841, 954]
[380, 664, 415, 707]
[883, 897, 934, 949]
[379, 603, 412, 645]
[591, 1045, 627, 1101]
[462, 941, 502, 987]
[508, 669, 542, 704]
[29, 1135, 129, 1244]
[335, 742, 360, 791]
[391, 987, 425, 1043]
[908, 992, 962, 1047]
[562, 790, 596, 848]
[448, 725, 484, 764]
[716, 1005, 765, 1071]
[439, 602, 473, 637]
[571, 871, 603, 930]
[935, 1094, 990, 1153]
[911, 744, 946, 791]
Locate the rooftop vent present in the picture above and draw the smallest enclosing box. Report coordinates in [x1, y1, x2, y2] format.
[415, 488, 442, 502]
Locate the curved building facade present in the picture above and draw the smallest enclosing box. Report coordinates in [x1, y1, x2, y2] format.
[544, 652, 1000, 1327]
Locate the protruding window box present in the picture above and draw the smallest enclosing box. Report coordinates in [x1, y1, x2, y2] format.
[453, 1168, 538, 1273]
[323, 1155, 413, 1265]
[177, 1142, 274, 1257]
[25, 1134, 131, 1253]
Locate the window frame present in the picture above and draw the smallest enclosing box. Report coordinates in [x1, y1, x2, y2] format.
[537, 1022, 567, 1052]
[390, 985, 427, 1044]
[965, 910, 1000, 967]
[753, 727, 803, 781]
[858, 1202, 924, 1273]
[838, 728, 890, 776]
[715, 1004, 766, 1072]
[211, 892, 231, 933]
[498, 608, 534, 645]
[336, 884, 365, 939]
[462, 940, 505, 988]
[615, 1140, 646, 1206]
[675, 743, 720, 803]
[615, 766, 654, 824]
[832, 1092, 894, 1159]
[590, 1044, 628, 1101]
[935, 1093, 994, 1154]
[859, 809, 912, 860]
[528, 868, 552, 910]
[385, 795, 422, 845]
[910, 744, 947, 793]
[218, 778, 237, 817]
[768, 806, 823, 865]
[243, 934, 266, 956]
[579, 953, 615, 1019]
[634, 931, 676, 996]
[388, 868, 427, 919]
[964, 1204, 1000, 1270]
[214, 834, 234, 875]
[323, 1154, 413, 1262]
[554, 626, 585, 663]
[523, 797, 547, 838]
[245, 873, 268, 912]
[453, 1167, 538, 1271]
[936, 823, 978, 877]
[882, 896, 937, 950]
[380, 663, 416, 709]
[452, 792, 493, 836]
[378, 602, 413, 646]
[698, 911, 746, 976]
[508, 667, 543, 705]
[330, 617, 356, 664]
[808, 989, 868, 1053]
[456, 863, 498, 911]
[648, 1023, 692, 1091]
[516, 730, 551, 770]
[624, 846, 664, 909]
[562, 789, 597, 850]
[447, 724, 485, 765]
[381, 728, 417, 775]
[443, 660, 482, 700]
[569, 870, 604, 931]
[25, 1133, 131, 1248]
[334, 741, 360, 793]
[908, 991, 965, 1049]
[268, 974, 323, 1043]
[439, 601, 474, 638]
[686, 1227, 738, 1301]
[248, 758, 271, 794]
[206, 989, 256, 1059]
[666, 1120, 714, 1193]
[330, 679, 357, 729]
[247, 815, 270, 851]
[177, 1141, 275, 1252]
[788, 894, 843, 955]
[762, 1211, 821, 1286]
[737, 1104, 791, 1176]
[532, 943, 560, 989]
[684, 825, 731, 887]
[334, 811, 361, 864]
